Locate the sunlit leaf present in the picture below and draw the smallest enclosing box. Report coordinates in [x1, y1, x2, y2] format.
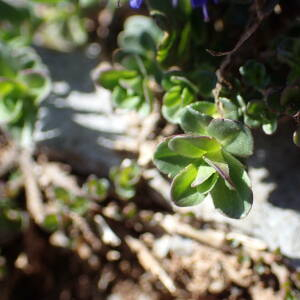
[153, 139, 196, 178]
[197, 172, 218, 194]
[171, 164, 205, 207]
[211, 151, 252, 219]
[168, 135, 221, 158]
[180, 101, 215, 134]
[191, 163, 216, 187]
[207, 119, 253, 157]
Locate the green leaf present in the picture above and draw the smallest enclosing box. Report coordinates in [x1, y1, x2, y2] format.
[0, 79, 15, 96]
[118, 15, 163, 56]
[207, 119, 253, 157]
[69, 196, 89, 215]
[218, 98, 239, 120]
[157, 31, 177, 65]
[262, 120, 277, 135]
[119, 76, 143, 94]
[169, 76, 198, 93]
[239, 60, 270, 89]
[171, 164, 205, 207]
[0, 97, 23, 123]
[116, 185, 136, 200]
[43, 214, 59, 232]
[110, 160, 141, 200]
[98, 69, 138, 90]
[180, 102, 215, 134]
[244, 115, 261, 128]
[84, 177, 110, 201]
[246, 101, 267, 122]
[203, 151, 235, 189]
[162, 86, 194, 123]
[197, 173, 218, 194]
[153, 139, 196, 178]
[293, 128, 300, 147]
[211, 151, 252, 219]
[19, 70, 50, 100]
[112, 85, 141, 110]
[191, 163, 216, 187]
[168, 135, 221, 158]
[54, 187, 71, 205]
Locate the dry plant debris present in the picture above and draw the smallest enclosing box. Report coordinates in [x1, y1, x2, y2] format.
[0, 139, 299, 300]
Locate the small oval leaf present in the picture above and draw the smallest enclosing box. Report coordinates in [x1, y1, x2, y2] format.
[171, 164, 205, 207]
[180, 102, 215, 134]
[197, 173, 219, 194]
[191, 163, 216, 187]
[153, 139, 196, 178]
[207, 119, 253, 157]
[169, 135, 221, 158]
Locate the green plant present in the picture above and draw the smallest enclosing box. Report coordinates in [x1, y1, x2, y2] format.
[154, 101, 253, 218]
[110, 159, 141, 200]
[97, 1, 300, 219]
[0, 41, 50, 146]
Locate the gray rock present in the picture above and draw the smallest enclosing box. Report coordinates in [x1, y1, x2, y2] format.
[34, 47, 130, 175]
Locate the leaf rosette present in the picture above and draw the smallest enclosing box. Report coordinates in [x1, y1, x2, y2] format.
[153, 111, 254, 219]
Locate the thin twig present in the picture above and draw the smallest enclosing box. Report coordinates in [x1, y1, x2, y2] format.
[126, 236, 177, 295]
[19, 150, 45, 225]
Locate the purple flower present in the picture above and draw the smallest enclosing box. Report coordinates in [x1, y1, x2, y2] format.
[129, 0, 143, 9]
[129, 0, 218, 21]
[191, 0, 219, 21]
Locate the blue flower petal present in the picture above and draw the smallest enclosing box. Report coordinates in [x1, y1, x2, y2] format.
[129, 0, 143, 9]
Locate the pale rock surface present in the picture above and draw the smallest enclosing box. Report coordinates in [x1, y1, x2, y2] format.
[34, 48, 133, 175]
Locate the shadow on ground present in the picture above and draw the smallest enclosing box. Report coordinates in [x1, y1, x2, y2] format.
[248, 120, 300, 211]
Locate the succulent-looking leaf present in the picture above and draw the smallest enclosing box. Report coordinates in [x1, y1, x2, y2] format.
[0, 79, 16, 96]
[168, 135, 221, 158]
[262, 120, 277, 135]
[218, 98, 239, 120]
[162, 85, 194, 123]
[207, 119, 253, 157]
[191, 163, 216, 187]
[246, 101, 267, 121]
[98, 69, 138, 90]
[203, 150, 235, 189]
[118, 15, 163, 56]
[180, 102, 214, 134]
[197, 173, 218, 194]
[171, 164, 205, 207]
[20, 70, 51, 101]
[153, 139, 196, 178]
[211, 151, 252, 219]
[239, 60, 270, 89]
[43, 214, 60, 232]
[293, 128, 300, 147]
[170, 76, 198, 94]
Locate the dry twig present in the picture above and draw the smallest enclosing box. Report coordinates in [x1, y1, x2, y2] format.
[19, 150, 45, 224]
[126, 236, 177, 295]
